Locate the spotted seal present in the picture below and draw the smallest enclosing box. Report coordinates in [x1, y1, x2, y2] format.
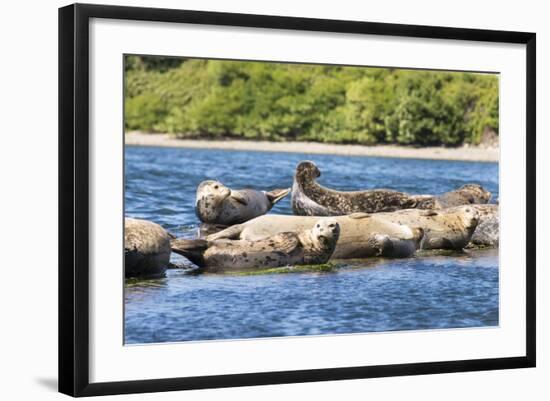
[195, 180, 290, 225]
[291, 161, 491, 216]
[207, 214, 424, 259]
[171, 219, 340, 272]
[125, 217, 172, 278]
[291, 161, 421, 216]
[415, 184, 492, 209]
[371, 205, 480, 250]
[209, 204, 478, 252]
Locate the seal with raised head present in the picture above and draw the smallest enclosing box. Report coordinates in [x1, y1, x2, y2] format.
[207, 214, 424, 259]
[195, 180, 290, 225]
[171, 219, 340, 272]
[291, 161, 421, 216]
[125, 217, 172, 278]
[291, 161, 491, 216]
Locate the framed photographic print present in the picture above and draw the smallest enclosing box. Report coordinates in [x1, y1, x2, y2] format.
[58, 3, 536, 397]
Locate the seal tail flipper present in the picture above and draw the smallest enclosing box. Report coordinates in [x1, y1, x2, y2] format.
[170, 238, 207, 267]
[348, 212, 371, 219]
[266, 188, 291, 205]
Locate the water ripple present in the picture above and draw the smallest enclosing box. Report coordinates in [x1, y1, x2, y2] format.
[124, 146, 499, 344]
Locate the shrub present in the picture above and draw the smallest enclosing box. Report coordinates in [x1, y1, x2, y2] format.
[124, 56, 499, 146]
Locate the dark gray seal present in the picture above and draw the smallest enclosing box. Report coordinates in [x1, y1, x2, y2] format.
[124, 217, 171, 278]
[291, 161, 491, 216]
[195, 180, 290, 225]
[171, 219, 340, 272]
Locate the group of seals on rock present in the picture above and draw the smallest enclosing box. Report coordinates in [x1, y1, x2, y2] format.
[291, 161, 491, 216]
[172, 219, 340, 272]
[207, 213, 425, 259]
[125, 160, 497, 276]
[207, 204, 478, 257]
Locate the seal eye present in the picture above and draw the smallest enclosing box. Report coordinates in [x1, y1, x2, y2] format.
[316, 224, 320, 228]
[214, 185, 219, 190]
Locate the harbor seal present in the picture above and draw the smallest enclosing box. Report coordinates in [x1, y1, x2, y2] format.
[209, 204, 478, 252]
[207, 214, 424, 259]
[415, 184, 492, 209]
[291, 161, 420, 216]
[195, 180, 290, 225]
[291, 161, 491, 216]
[125, 217, 172, 278]
[468, 204, 499, 247]
[171, 219, 340, 272]
[372, 205, 480, 250]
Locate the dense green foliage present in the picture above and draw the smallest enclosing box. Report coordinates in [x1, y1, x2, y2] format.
[125, 56, 499, 146]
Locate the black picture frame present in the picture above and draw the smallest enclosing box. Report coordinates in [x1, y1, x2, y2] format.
[59, 3, 536, 397]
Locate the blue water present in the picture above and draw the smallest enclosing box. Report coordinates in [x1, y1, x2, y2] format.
[124, 146, 499, 344]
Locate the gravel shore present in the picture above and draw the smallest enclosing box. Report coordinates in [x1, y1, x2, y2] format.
[125, 132, 499, 163]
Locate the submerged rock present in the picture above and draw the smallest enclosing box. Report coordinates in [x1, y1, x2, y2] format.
[125, 217, 171, 278]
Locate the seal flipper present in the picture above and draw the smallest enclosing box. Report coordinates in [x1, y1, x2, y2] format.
[170, 238, 208, 267]
[206, 224, 244, 241]
[420, 210, 439, 217]
[266, 188, 291, 205]
[348, 212, 371, 219]
[230, 191, 248, 206]
[272, 232, 301, 255]
[426, 237, 455, 250]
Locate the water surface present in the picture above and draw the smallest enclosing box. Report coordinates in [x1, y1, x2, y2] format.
[124, 146, 499, 344]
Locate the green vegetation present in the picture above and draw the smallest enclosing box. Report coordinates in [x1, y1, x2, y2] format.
[125, 56, 499, 146]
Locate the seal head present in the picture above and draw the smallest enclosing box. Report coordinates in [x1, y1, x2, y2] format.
[308, 219, 340, 260]
[458, 206, 480, 236]
[195, 180, 232, 223]
[295, 161, 321, 181]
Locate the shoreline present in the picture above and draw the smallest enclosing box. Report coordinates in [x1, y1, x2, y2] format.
[125, 132, 499, 163]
